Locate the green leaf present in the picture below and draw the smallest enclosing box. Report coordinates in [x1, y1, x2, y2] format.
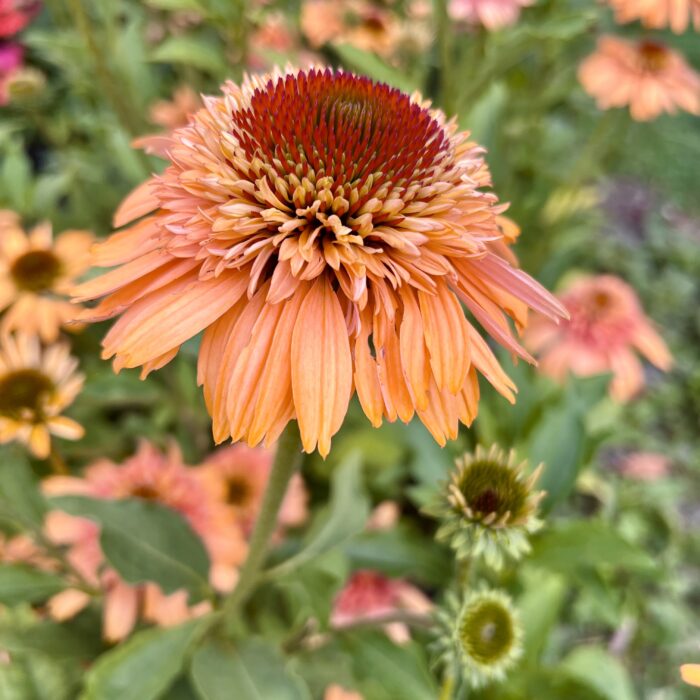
[144, 0, 205, 10]
[150, 36, 226, 75]
[528, 402, 585, 510]
[0, 565, 66, 605]
[517, 567, 566, 663]
[82, 618, 209, 700]
[190, 639, 311, 700]
[267, 452, 369, 577]
[530, 521, 656, 574]
[0, 140, 31, 211]
[561, 646, 638, 700]
[331, 44, 417, 94]
[0, 619, 100, 661]
[344, 526, 451, 587]
[50, 496, 211, 602]
[342, 632, 438, 700]
[0, 446, 48, 530]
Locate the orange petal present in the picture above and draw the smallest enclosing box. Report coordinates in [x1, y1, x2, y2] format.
[681, 664, 700, 688]
[291, 276, 352, 456]
[353, 308, 384, 428]
[399, 286, 430, 409]
[113, 180, 159, 228]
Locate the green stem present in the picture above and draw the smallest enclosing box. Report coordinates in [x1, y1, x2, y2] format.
[439, 674, 456, 700]
[221, 422, 303, 625]
[434, 0, 455, 117]
[66, 0, 149, 154]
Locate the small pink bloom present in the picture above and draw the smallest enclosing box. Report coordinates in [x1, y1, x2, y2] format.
[618, 452, 670, 481]
[331, 570, 432, 643]
[448, 0, 533, 29]
[525, 275, 672, 401]
[0, 42, 23, 105]
[324, 686, 364, 700]
[0, 0, 40, 38]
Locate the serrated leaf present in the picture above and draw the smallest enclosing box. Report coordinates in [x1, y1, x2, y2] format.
[50, 496, 211, 602]
[190, 639, 311, 700]
[82, 618, 209, 700]
[0, 565, 67, 605]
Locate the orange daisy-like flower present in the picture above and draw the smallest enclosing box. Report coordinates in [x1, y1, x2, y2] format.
[525, 275, 672, 402]
[681, 664, 700, 687]
[607, 0, 700, 34]
[0, 332, 84, 458]
[0, 211, 93, 342]
[43, 441, 246, 640]
[73, 67, 566, 456]
[578, 36, 700, 121]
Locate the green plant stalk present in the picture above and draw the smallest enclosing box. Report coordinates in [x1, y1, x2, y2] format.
[221, 421, 303, 625]
[65, 0, 148, 150]
[434, 0, 455, 117]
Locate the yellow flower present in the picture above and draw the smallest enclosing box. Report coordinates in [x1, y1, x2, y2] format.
[0, 211, 93, 342]
[681, 664, 700, 687]
[0, 333, 84, 458]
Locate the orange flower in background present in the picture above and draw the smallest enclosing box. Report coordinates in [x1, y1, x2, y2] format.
[43, 442, 246, 640]
[300, 0, 345, 48]
[0, 211, 93, 341]
[331, 569, 432, 643]
[196, 443, 308, 536]
[681, 664, 700, 687]
[73, 67, 566, 456]
[525, 275, 672, 401]
[0, 332, 84, 458]
[579, 36, 700, 121]
[448, 0, 534, 29]
[607, 0, 700, 34]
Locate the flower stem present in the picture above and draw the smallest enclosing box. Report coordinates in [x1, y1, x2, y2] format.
[221, 422, 303, 626]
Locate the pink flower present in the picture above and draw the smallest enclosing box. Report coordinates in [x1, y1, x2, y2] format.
[0, 0, 40, 38]
[618, 452, 670, 481]
[324, 686, 364, 700]
[525, 275, 672, 401]
[43, 442, 246, 640]
[0, 42, 23, 105]
[331, 570, 432, 643]
[448, 0, 533, 29]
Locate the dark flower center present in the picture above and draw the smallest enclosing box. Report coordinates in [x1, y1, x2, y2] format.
[457, 461, 528, 521]
[130, 485, 162, 501]
[226, 475, 252, 507]
[10, 250, 62, 292]
[231, 69, 451, 220]
[460, 600, 514, 664]
[0, 369, 54, 419]
[638, 41, 670, 73]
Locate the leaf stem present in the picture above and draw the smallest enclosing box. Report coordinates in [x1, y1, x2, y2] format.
[221, 422, 303, 626]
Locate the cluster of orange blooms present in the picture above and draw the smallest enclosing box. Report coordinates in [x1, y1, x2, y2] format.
[579, 0, 700, 121]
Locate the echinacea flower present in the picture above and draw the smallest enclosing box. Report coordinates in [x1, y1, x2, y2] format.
[0, 0, 40, 38]
[617, 451, 670, 481]
[525, 275, 672, 401]
[434, 589, 522, 689]
[43, 442, 246, 640]
[607, 0, 700, 34]
[0, 212, 93, 341]
[424, 445, 543, 569]
[578, 36, 700, 121]
[73, 67, 566, 457]
[196, 443, 308, 535]
[448, 0, 533, 30]
[681, 664, 700, 687]
[332, 569, 432, 643]
[0, 332, 83, 458]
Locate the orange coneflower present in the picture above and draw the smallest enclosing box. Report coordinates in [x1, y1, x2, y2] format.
[448, 0, 534, 29]
[525, 275, 672, 402]
[0, 332, 84, 458]
[578, 36, 700, 121]
[43, 441, 246, 640]
[0, 211, 93, 341]
[607, 0, 700, 34]
[73, 67, 566, 456]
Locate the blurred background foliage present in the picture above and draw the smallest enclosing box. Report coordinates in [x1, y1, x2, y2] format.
[0, 0, 698, 698]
